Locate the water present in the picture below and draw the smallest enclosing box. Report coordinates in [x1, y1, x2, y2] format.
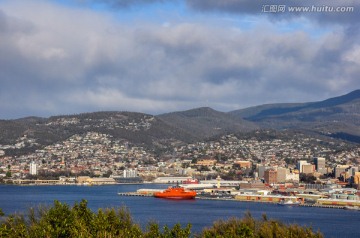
[0, 184, 359, 238]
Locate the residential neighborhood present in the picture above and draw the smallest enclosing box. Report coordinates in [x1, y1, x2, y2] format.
[1, 130, 360, 191]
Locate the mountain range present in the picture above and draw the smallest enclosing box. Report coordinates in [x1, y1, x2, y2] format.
[1, 90, 360, 155]
[229, 89, 360, 142]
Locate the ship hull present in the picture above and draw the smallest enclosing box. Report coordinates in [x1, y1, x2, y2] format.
[154, 194, 196, 200]
[153, 186, 196, 199]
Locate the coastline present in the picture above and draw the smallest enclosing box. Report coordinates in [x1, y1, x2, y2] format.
[2, 182, 359, 211]
[117, 190, 358, 210]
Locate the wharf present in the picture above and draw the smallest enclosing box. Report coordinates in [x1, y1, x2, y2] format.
[117, 192, 356, 210]
[118, 192, 153, 197]
[299, 204, 346, 209]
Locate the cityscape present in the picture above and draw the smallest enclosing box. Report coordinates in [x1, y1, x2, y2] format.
[1, 124, 360, 209]
[1, 0, 360, 236]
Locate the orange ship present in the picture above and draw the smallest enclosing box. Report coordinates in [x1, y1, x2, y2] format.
[153, 186, 197, 200]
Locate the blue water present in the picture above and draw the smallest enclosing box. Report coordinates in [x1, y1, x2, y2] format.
[0, 184, 359, 238]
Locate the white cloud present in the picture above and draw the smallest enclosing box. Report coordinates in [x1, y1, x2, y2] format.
[0, 0, 359, 119]
[343, 45, 360, 64]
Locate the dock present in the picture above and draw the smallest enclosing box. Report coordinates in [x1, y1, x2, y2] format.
[299, 204, 346, 209]
[117, 191, 358, 211]
[118, 192, 153, 197]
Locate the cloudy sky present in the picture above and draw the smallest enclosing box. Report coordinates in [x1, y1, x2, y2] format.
[0, 0, 359, 119]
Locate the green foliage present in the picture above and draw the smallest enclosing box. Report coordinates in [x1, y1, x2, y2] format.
[0, 201, 323, 238]
[300, 173, 317, 184]
[0, 200, 190, 238]
[198, 211, 323, 238]
[5, 171, 11, 178]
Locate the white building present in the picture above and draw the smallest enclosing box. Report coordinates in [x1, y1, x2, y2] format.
[123, 169, 138, 178]
[297, 160, 310, 173]
[314, 157, 326, 174]
[29, 161, 37, 175]
[286, 172, 300, 182]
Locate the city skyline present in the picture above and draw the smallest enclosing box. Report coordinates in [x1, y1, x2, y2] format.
[0, 0, 359, 119]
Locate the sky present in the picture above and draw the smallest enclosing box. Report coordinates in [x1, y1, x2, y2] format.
[0, 0, 359, 119]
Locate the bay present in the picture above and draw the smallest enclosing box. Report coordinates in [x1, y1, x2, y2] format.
[0, 184, 359, 238]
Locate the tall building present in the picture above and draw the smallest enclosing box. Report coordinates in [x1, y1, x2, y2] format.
[258, 165, 270, 178]
[264, 169, 277, 184]
[349, 167, 359, 177]
[29, 161, 37, 175]
[297, 160, 309, 173]
[276, 167, 287, 183]
[302, 164, 315, 174]
[314, 157, 326, 174]
[335, 165, 349, 179]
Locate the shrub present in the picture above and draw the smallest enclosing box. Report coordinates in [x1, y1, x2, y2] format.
[0, 201, 323, 238]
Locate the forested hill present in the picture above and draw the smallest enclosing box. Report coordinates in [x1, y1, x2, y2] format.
[229, 90, 360, 142]
[0, 109, 256, 155]
[1, 90, 360, 157]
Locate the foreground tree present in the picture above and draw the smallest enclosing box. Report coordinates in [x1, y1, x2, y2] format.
[0, 201, 322, 238]
[198, 213, 323, 238]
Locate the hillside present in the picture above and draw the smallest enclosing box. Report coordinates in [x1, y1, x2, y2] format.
[0, 112, 197, 155]
[1, 90, 360, 158]
[158, 107, 258, 139]
[229, 90, 360, 142]
[0, 108, 259, 156]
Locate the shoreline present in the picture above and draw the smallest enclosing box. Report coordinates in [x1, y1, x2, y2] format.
[2, 183, 359, 211]
[117, 191, 358, 210]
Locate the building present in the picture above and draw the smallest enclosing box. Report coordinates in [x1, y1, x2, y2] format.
[286, 171, 300, 182]
[239, 181, 266, 189]
[29, 161, 37, 175]
[353, 172, 360, 189]
[196, 159, 216, 167]
[335, 165, 349, 179]
[297, 160, 310, 173]
[123, 169, 138, 178]
[302, 164, 315, 174]
[152, 176, 193, 184]
[234, 160, 252, 169]
[264, 169, 277, 184]
[349, 167, 359, 177]
[314, 157, 326, 174]
[276, 167, 287, 183]
[258, 165, 270, 178]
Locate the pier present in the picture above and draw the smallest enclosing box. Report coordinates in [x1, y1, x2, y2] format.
[117, 191, 358, 210]
[118, 192, 153, 197]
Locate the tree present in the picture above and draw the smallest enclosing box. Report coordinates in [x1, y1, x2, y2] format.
[198, 165, 210, 172]
[199, 212, 323, 238]
[102, 170, 112, 178]
[5, 171, 11, 178]
[300, 173, 317, 184]
[0, 201, 323, 238]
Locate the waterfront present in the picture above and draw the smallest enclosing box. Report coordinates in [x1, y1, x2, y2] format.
[0, 184, 359, 238]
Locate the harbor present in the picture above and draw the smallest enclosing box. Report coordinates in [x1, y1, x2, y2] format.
[117, 190, 354, 209]
[1, 184, 360, 238]
[117, 185, 360, 210]
[7, 175, 360, 210]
